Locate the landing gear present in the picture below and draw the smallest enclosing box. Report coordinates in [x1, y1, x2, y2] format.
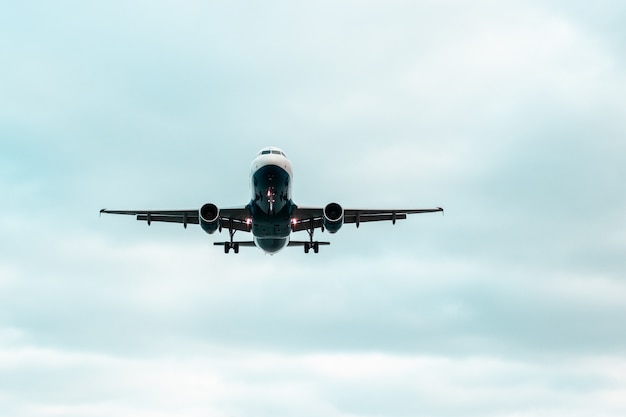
[304, 224, 320, 254]
[224, 242, 239, 254]
[223, 222, 239, 254]
[304, 241, 319, 254]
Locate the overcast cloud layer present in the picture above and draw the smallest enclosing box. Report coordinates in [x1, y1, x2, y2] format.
[1, 1, 625, 416]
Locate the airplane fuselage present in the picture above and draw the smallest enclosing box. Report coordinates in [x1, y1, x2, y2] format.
[248, 148, 294, 253]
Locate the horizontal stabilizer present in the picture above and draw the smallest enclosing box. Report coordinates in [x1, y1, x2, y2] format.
[213, 241, 256, 247]
[287, 241, 330, 246]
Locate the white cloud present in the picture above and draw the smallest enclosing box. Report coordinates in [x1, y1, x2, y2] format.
[3, 344, 625, 417]
[2, 0, 626, 416]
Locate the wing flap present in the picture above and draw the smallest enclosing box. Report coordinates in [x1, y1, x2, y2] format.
[344, 212, 407, 224]
[292, 218, 324, 232]
[219, 218, 252, 232]
[137, 214, 199, 224]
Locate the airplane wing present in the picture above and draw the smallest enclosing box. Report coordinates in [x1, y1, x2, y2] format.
[99, 207, 252, 231]
[291, 206, 443, 232]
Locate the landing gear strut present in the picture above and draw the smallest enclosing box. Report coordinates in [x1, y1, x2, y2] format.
[304, 223, 320, 254]
[223, 222, 239, 254]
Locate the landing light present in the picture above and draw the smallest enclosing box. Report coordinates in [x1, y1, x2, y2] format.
[246, 218, 252, 225]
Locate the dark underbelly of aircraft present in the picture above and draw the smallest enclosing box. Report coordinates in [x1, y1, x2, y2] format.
[250, 164, 293, 241]
[251, 164, 291, 215]
[250, 203, 292, 238]
[254, 237, 289, 253]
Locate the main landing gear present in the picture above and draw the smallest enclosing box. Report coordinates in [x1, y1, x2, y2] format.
[224, 242, 239, 254]
[223, 223, 239, 254]
[304, 223, 319, 254]
[304, 241, 319, 254]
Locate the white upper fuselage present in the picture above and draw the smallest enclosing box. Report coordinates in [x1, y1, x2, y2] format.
[248, 147, 294, 253]
[250, 146, 293, 212]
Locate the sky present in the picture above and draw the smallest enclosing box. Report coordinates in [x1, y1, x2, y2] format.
[1, 1, 625, 416]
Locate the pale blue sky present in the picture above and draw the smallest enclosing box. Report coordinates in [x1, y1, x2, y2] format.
[1, 1, 625, 416]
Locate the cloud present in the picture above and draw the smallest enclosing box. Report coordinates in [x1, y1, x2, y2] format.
[1, 1, 626, 416]
[2, 222, 625, 360]
[2, 340, 625, 417]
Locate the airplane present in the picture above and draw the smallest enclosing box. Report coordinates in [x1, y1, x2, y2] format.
[100, 146, 443, 254]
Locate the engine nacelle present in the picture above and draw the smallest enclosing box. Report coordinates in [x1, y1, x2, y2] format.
[199, 203, 220, 234]
[323, 202, 344, 233]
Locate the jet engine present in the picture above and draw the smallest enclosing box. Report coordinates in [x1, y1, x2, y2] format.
[199, 203, 220, 234]
[323, 202, 344, 233]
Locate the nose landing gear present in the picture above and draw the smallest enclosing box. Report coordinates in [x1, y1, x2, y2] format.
[266, 187, 276, 214]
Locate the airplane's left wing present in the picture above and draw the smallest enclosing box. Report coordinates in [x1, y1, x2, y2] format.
[100, 207, 252, 231]
[291, 206, 443, 232]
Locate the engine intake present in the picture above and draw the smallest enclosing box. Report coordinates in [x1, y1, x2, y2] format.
[199, 203, 220, 234]
[323, 202, 344, 233]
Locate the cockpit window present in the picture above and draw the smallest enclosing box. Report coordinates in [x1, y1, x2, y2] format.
[258, 149, 286, 157]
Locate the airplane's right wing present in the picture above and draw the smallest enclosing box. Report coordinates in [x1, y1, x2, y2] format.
[100, 206, 252, 232]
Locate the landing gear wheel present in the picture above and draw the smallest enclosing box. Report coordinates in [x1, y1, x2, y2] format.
[313, 242, 319, 253]
[234, 243, 239, 254]
[224, 243, 230, 254]
[304, 243, 310, 254]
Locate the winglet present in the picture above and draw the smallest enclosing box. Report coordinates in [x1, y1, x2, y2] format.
[438, 207, 444, 216]
[100, 208, 106, 217]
